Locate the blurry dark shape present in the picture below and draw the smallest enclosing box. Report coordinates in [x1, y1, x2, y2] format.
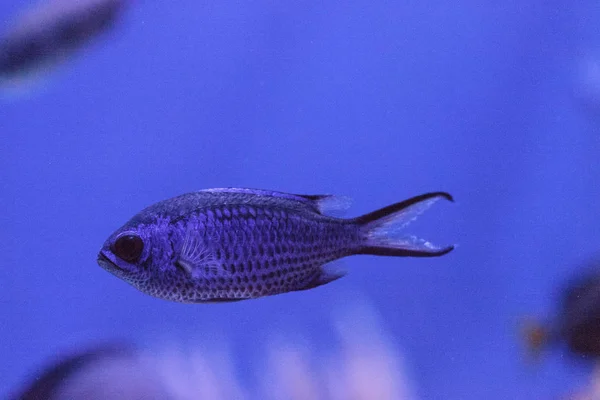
[10, 341, 175, 400]
[560, 269, 600, 357]
[9, 298, 417, 399]
[11, 341, 132, 399]
[0, 0, 128, 88]
[524, 262, 600, 361]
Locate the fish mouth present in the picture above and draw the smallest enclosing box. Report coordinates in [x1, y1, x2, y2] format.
[97, 252, 123, 272]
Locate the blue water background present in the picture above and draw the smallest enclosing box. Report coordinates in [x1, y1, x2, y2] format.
[2, 1, 600, 399]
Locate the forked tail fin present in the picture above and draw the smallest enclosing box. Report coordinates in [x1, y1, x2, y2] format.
[354, 192, 454, 257]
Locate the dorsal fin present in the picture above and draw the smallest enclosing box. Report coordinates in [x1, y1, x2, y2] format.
[200, 188, 351, 215]
[293, 194, 352, 215]
[200, 188, 316, 204]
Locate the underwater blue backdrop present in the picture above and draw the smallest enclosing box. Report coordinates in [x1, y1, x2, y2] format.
[2, 1, 600, 399]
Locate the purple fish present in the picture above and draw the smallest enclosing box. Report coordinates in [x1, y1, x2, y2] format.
[97, 188, 454, 303]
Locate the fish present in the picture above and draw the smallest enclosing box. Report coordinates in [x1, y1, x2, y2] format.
[97, 188, 454, 303]
[0, 0, 128, 90]
[9, 342, 147, 400]
[523, 261, 600, 361]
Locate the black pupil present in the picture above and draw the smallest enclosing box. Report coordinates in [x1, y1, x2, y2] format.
[113, 235, 143, 262]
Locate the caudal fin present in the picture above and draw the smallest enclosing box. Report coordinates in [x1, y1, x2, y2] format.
[354, 192, 454, 257]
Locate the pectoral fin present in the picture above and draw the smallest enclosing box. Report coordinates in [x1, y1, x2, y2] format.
[176, 230, 228, 278]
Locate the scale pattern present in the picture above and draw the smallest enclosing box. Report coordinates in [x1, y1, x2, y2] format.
[133, 193, 360, 302]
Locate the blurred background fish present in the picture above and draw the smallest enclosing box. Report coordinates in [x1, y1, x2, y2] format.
[0, 0, 130, 95]
[9, 301, 416, 400]
[523, 259, 600, 362]
[9, 341, 175, 400]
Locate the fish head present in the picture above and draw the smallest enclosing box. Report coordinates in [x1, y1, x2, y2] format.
[97, 216, 196, 301]
[97, 223, 161, 288]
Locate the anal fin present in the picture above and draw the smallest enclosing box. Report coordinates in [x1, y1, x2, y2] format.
[295, 268, 347, 292]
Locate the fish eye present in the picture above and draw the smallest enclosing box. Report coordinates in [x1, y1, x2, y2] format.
[112, 234, 143, 263]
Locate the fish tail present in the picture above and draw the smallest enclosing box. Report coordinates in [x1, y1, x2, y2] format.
[353, 192, 454, 257]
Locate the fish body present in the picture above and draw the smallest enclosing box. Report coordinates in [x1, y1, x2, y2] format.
[98, 188, 454, 303]
[557, 270, 600, 357]
[523, 262, 600, 360]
